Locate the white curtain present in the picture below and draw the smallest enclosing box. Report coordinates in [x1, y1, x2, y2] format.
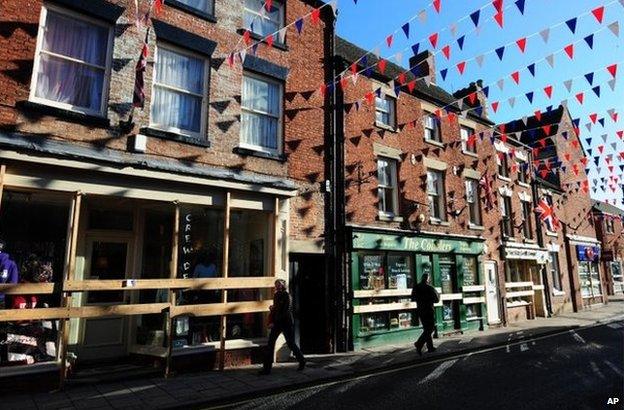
[151, 48, 205, 134]
[241, 76, 280, 150]
[178, 0, 213, 14]
[244, 0, 280, 36]
[35, 11, 108, 111]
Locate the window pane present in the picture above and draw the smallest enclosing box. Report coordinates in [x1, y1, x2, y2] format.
[244, 0, 281, 36]
[177, 0, 213, 14]
[387, 254, 413, 289]
[381, 188, 394, 213]
[152, 87, 202, 133]
[43, 11, 108, 66]
[35, 54, 104, 111]
[377, 159, 390, 185]
[156, 48, 204, 94]
[241, 111, 279, 149]
[242, 76, 280, 115]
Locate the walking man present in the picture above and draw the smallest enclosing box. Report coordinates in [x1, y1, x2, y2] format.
[260, 279, 305, 375]
[412, 273, 439, 356]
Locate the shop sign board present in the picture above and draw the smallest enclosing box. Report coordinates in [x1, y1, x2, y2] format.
[576, 245, 601, 262]
[352, 232, 484, 254]
[504, 247, 549, 264]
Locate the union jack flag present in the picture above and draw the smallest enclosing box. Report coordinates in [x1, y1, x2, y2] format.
[479, 173, 494, 210]
[133, 30, 150, 108]
[535, 197, 560, 231]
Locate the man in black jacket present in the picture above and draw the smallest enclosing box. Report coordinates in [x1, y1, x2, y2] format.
[412, 273, 440, 355]
[260, 279, 305, 375]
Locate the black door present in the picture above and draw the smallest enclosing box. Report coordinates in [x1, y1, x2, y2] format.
[290, 253, 328, 354]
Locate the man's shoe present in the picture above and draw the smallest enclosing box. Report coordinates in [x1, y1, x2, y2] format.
[298, 360, 306, 371]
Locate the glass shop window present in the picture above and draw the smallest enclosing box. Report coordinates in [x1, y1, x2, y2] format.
[227, 209, 272, 340]
[0, 190, 71, 367]
[462, 256, 479, 287]
[438, 255, 456, 294]
[359, 252, 414, 291]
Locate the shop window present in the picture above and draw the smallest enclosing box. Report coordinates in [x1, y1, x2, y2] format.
[460, 126, 476, 154]
[465, 179, 482, 226]
[439, 255, 456, 294]
[227, 209, 272, 340]
[30, 5, 113, 116]
[359, 252, 414, 291]
[151, 44, 209, 138]
[359, 253, 384, 291]
[424, 113, 441, 142]
[241, 72, 283, 154]
[243, 0, 284, 38]
[427, 170, 446, 221]
[88, 208, 133, 231]
[0, 190, 71, 367]
[377, 157, 399, 217]
[506, 260, 531, 283]
[462, 256, 478, 287]
[465, 303, 480, 319]
[549, 252, 562, 292]
[521, 200, 534, 240]
[375, 95, 396, 129]
[387, 254, 413, 290]
[579, 262, 592, 297]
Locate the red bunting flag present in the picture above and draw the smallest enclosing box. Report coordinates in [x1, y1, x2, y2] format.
[468, 92, 477, 104]
[543, 85, 553, 99]
[398, 72, 406, 85]
[607, 64, 618, 78]
[386, 35, 394, 48]
[243, 30, 252, 46]
[378, 59, 387, 74]
[365, 92, 374, 104]
[511, 71, 520, 84]
[564, 44, 574, 59]
[266, 34, 274, 47]
[265, 0, 273, 12]
[319, 84, 327, 97]
[493, 0, 504, 12]
[350, 63, 358, 75]
[407, 80, 416, 93]
[576, 92, 585, 104]
[589, 113, 598, 124]
[542, 124, 551, 135]
[433, 0, 442, 13]
[442, 45, 451, 59]
[311, 7, 321, 25]
[494, 11, 504, 28]
[491, 101, 499, 113]
[429, 33, 439, 48]
[516, 38, 527, 53]
[534, 110, 542, 121]
[456, 61, 466, 74]
[153, 0, 163, 15]
[592, 6, 605, 23]
[339, 77, 348, 90]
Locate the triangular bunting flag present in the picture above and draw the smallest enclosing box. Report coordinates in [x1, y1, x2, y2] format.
[516, 38, 527, 53]
[470, 10, 481, 27]
[402, 22, 410, 39]
[564, 79, 573, 92]
[495, 46, 505, 60]
[565, 18, 577, 34]
[527, 63, 536, 77]
[539, 28, 550, 43]
[584, 34, 594, 49]
[457, 35, 465, 50]
[515, 0, 526, 14]
[564, 44, 574, 59]
[592, 6, 605, 24]
[429, 33, 439, 48]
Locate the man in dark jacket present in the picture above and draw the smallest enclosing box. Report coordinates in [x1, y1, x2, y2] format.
[412, 273, 440, 355]
[260, 279, 305, 375]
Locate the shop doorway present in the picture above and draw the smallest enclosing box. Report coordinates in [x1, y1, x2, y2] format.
[290, 253, 328, 354]
[484, 261, 501, 325]
[77, 236, 134, 361]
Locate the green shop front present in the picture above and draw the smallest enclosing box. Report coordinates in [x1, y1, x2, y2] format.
[350, 229, 486, 350]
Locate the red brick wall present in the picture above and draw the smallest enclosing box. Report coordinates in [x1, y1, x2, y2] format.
[595, 209, 624, 295]
[0, 0, 328, 243]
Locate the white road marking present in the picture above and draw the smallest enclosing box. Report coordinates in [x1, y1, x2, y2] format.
[418, 359, 458, 385]
[605, 360, 624, 377]
[459, 338, 473, 344]
[571, 331, 586, 344]
[590, 361, 606, 379]
[520, 343, 529, 352]
[505, 345, 510, 353]
[607, 323, 623, 329]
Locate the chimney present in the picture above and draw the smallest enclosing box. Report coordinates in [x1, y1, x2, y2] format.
[453, 80, 489, 119]
[408, 50, 436, 85]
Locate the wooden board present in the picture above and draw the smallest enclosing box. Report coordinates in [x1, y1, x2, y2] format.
[171, 300, 272, 318]
[353, 302, 416, 314]
[353, 289, 412, 298]
[63, 277, 276, 291]
[0, 283, 55, 295]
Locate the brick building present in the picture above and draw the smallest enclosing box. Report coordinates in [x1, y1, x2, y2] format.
[0, 0, 335, 381]
[509, 105, 607, 314]
[592, 200, 624, 294]
[335, 37, 502, 349]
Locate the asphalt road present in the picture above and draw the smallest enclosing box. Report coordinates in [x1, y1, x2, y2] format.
[224, 321, 624, 410]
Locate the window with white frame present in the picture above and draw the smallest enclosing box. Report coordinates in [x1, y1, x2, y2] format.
[460, 126, 476, 154]
[465, 179, 482, 226]
[377, 157, 399, 216]
[375, 95, 396, 129]
[500, 194, 513, 237]
[427, 170, 446, 221]
[498, 152, 510, 178]
[521, 200, 534, 240]
[151, 44, 209, 138]
[549, 252, 562, 292]
[605, 218, 615, 234]
[176, 0, 214, 15]
[244, 0, 284, 38]
[30, 5, 113, 116]
[241, 72, 283, 153]
[517, 160, 528, 184]
[424, 113, 441, 142]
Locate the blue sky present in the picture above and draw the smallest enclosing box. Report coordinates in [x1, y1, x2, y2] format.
[335, 0, 623, 205]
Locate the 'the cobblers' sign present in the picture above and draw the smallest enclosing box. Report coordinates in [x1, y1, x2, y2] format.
[576, 245, 600, 262]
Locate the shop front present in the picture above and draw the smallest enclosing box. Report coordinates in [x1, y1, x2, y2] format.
[0, 151, 293, 384]
[501, 244, 549, 322]
[349, 229, 486, 350]
[575, 245, 605, 306]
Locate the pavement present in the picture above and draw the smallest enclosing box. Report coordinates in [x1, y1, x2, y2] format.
[2, 297, 623, 410]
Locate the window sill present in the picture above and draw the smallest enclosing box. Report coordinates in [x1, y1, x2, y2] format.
[238, 29, 288, 51]
[378, 213, 403, 222]
[167, 0, 217, 22]
[234, 146, 286, 162]
[497, 175, 511, 182]
[503, 236, 516, 242]
[140, 127, 210, 148]
[425, 139, 444, 148]
[552, 290, 566, 297]
[19, 100, 110, 128]
[429, 219, 450, 226]
[518, 182, 531, 189]
[546, 231, 558, 238]
[523, 239, 537, 244]
[468, 224, 485, 231]
[375, 122, 398, 133]
[462, 150, 478, 158]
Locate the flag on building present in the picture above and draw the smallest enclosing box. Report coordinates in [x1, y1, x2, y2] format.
[535, 197, 560, 231]
[133, 30, 150, 108]
[479, 172, 494, 210]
